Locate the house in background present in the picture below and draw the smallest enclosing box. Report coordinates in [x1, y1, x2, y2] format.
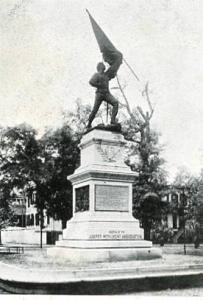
[3, 186, 202, 245]
[2, 191, 63, 245]
[161, 189, 185, 243]
[162, 186, 203, 243]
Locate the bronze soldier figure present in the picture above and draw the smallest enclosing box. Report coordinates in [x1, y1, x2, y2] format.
[87, 51, 122, 129]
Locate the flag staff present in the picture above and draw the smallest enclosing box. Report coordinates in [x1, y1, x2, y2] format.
[86, 9, 140, 84]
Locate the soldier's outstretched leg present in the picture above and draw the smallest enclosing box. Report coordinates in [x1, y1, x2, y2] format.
[87, 93, 103, 128]
[105, 93, 119, 124]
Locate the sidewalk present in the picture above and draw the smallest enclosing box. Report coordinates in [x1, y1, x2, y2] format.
[0, 245, 202, 294]
[0, 259, 203, 294]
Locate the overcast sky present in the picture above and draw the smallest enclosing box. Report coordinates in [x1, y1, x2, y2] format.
[1, 0, 203, 180]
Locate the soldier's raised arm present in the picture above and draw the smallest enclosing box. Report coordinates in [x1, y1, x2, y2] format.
[104, 50, 123, 80]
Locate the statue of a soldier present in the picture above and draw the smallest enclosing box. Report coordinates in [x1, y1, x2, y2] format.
[87, 50, 122, 129]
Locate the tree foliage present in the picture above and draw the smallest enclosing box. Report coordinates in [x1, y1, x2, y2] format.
[0, 123, 80, 228]
[0, 186, 17, 244]
[129, 128, 167, 240]
[39, 125, 79, 223]
[172, 167, 200, 220]
[0, 124, 41, 238]
[0, 124, 41, 188]
[170, 167, 202, 244]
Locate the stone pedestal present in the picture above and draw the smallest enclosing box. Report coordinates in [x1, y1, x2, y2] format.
[47, 129, 162, 262]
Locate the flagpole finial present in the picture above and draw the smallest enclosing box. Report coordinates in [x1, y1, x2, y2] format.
[86, 9, 90, 15]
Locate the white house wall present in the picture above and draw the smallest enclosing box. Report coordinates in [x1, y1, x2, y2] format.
[1, 227, 46, 245]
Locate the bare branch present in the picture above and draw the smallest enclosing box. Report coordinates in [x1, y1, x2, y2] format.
[149, 109, 154, 120]
[132, 108, 144, 124]
[117, 100, 128, 108]
[116, 75, 156, 139]
[137, 106, 148, 122]
[132, 139, 141, 144]
[142, 82, 154, 118]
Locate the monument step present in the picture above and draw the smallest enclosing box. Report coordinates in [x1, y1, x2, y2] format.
[55, 239, 152, 248]
[47, 246, 161, 263]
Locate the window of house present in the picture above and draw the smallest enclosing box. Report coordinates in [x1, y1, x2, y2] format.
[162, 194, 169, 202]
[31, 214, 34, 226]
[33, 193, 36, 204]
[180, 193, 187, 206]
[17, 216, 21, 226]
[173, 214, 177, 229]
[172, 193, 178, 207]
[26, 215, 30, 226]
[22, 215, 26, 227]
[30, 193, 34, 205]
[36, 214, 39, 226]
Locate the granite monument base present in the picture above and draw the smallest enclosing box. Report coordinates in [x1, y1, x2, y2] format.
[47, 211, 161, 263]
[47, 128, 162, 262]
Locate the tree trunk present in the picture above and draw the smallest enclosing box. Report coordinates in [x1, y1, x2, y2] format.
[144, 225, 151, 241]
[40, 208, 44, 248]
[0, 229, 2, 245]
[62, 219, 67, 229]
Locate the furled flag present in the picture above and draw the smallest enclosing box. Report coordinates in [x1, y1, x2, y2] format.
[86, 9, 123, 79]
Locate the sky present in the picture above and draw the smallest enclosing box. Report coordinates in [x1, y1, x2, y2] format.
[1, 0, 203, 181]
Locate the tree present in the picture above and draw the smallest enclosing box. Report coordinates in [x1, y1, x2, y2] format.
[0, 124, 41, 189]
[129, 129, 167, 240]
[172, 167, 201, 246]
[0, 188, 16, 245]
[40, 124, 80, 226]
[191, 170, 203, 246]
[196, 172, 203, 216]
[173, 166, 197, 187]
[0, 122, 80, 218]
[0, 123, 46, 245]
[0, 123, 80, 246]
[0, 175, 22, 245]
[172, 167, 200, 222]
[115, 77, 167, 240]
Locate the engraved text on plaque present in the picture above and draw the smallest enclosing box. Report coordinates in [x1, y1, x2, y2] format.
[95, 185, 129, 211]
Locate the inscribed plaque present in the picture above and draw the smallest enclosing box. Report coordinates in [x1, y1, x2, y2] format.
[95, 185, 129, 211]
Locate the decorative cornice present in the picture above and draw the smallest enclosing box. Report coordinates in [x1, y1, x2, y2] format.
[68, 170, 136, 185]
[80, 138, 126, 150]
